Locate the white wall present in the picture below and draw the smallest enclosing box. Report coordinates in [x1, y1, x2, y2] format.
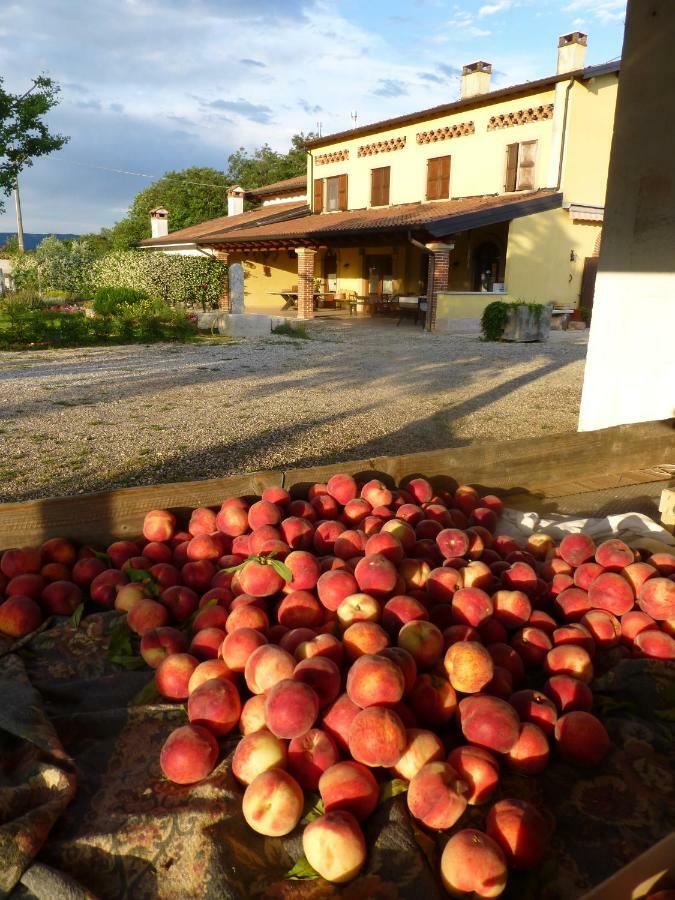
[578, 0, 675, 431]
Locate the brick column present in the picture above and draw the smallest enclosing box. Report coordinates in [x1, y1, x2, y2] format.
[295, 247, 317, 319]
[425, 242, 452, 331]
[214, 250, 230, 310]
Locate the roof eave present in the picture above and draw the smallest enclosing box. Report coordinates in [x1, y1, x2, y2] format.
[427, 191, 564, 237]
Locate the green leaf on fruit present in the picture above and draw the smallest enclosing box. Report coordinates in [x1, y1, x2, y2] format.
[267, 558, 293, 582]
[92, 550, 110, 563]
[301, 793, 324, 823]
[130, 679, 160, 707]
[378, 779, 409, 805]
[126, 565, 160, 597]
[109, 654, 145, 670]
[222, 561, 246, 574]
[68, 603, 85, 630]
[284, 857, 320, 880]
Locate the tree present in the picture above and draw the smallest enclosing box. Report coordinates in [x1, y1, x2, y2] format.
[226, 131, 317, 190]
[0, 76, 68, 215]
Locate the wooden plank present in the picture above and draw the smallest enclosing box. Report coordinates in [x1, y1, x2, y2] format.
[0, 420, 672, 549]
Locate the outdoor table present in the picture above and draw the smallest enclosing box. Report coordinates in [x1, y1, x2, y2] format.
[396, 295, 427, 326]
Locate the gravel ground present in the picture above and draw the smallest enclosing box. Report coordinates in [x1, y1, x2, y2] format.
[0, 319, 588, 502]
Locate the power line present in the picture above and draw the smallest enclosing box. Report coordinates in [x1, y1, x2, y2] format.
[51, 157, 230, 189]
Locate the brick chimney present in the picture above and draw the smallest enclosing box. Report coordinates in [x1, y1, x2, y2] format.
[228, 186, 245, 217]
[461, 61, 492, 99]
[149, 207, 169, 239]
[557, 32, 587, 74]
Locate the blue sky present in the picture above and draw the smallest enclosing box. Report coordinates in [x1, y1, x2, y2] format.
[0, 0, 626, 234]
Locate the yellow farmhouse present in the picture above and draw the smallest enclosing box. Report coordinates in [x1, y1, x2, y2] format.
[141, 32, 618, 330]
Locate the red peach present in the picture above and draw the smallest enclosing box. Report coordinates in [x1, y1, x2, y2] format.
[479, 618, 508, 645]
[89, 569, 128, 606]
[155, 652, 199, 700]
[380, 518, 416, 552]
[245, 644, 295, 694]
[444, 641, 494, 693]
[262, 486, 290, 506]
[142, 541, 173, 564]
[552, 623, 596, 657]
[149, 563, 181, 590]
[139, 626, 188, 668]
[486, 798, 550, 869]
[649, 552, 675, 576]
[293, 656, 341, 708]
[239, 694, 268, 734]
[511, 627, 552, 667]
[190, 627, 226, 660]
[220, 627, 267, 671]
[348, 705, 407, 767]
[296, 632, 344, 667]
[620, 610, 659, 644]
[440, 829, 507, 898]
[346, 653, 405, 708]
[283, 550, 320, 591]
[360, 478, 393, 508]
[327, 473, 358, 505]
[397, 619, 443, 668]
[595, 538, 634, 571]
[396, 503, 425, 526]
[554, 710, 610, 766]
[322, 693, 361, 753]
[574, 562, 605, 591]
[545, 644, 593, 683]
[407, 673, 457, 727]
[509, 689, 557, 735]
[461, 560, 494, 591]
[279, 626, 316, 654]
[113, 582, 148, 614]
[39, 536, 77, 567]
[311, 494, 340, 519]
[501, 561, 538, 597]
[436, 528, 470, 560]
[242, 768, 303, 836]
[559, 533, 596, 567]
[505, 722, 550, 775]
[314, 521, 347, 555]
[426, 566, 462, 603]
[528, 609, 557, 634]
[447, 745, 499, 805]
[407, 761, 468, 830]
[249, 524, 282, 555]
[364, 532, 404, 565]
[6, 573, 45, 599]
[248, 499, 282, 530]
[215, 504, 249, 537]
[0, 547, 42, 578]
[302, 810, 366, 883]
[589, 572, 635, 616]
[621, 561, 657, 595]
[71, 556, 107, 589]
[492, 589, 531, 630]
[187, 677, 241, 736]
[353, 553, 398, 599]
[106, 540, 139, 569]
[380, 646, 417, 694]
[232, 730, 287, 785]
[486, 642, 524, 685]
[287, 499, 316, 521]
[187, 659, 234, 693]
[41, 580, 82, 616]
[343, 621, 389, 661]
[393, 728, 444, 780]
[544, 674, 593, 712]
[550, 573, 575, 597]
[225, 604, 269, 634]
[127, 598, 168, 635]
[638, 577, 675, 620]
[288, 728, 339, 791]
[160, 585, 199, 622]
[317, 569, 359, 611]
[458, 694, 520, 753]
[279, 516, 314, 550]
[451, 587, 493, 627]
[484, 665, 513, 700]
[382, 594, 427, 634]
[159, 724, 218, 784]
[337, 592, 380, 630]
[188, 507, 217, 537]
[238, 560, 284, 598]
[580, 609, 622, 648]
[192, 604, 228, 632]
[525, 532, 555, 560]
[276, 590, 323, 629]
[318, 759, 378, 820]
[0, 595, 43, 637]
[633, 629, 675, 659]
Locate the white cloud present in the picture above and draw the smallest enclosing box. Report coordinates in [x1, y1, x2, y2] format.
[479, 1, 513, 17]
[564, 0, 626, 25]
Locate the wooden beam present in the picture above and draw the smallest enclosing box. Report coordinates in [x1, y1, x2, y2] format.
[0, 420, 671, 548]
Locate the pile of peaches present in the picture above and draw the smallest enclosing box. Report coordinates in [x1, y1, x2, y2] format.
[1, 475, 674, 894]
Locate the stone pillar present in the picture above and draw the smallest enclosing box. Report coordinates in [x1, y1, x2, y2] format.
[295, 247, 317, 320]
[214, 250, 230, 310]
[425, 242, 452, 331]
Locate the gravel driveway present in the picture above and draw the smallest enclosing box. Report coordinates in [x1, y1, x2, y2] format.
[0, 319, 588, 502]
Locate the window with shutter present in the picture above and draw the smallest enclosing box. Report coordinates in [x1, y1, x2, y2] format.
[325, 176, 340, 212]
[313, 178, 323, 213]
[371, 166, 390, 206]
[427, 156, 451, 200]
[338, 174, 348, 211]
[505, 144, 518, 192]
[517, 140, 537, 191]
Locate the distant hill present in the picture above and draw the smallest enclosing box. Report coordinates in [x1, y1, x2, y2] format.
[0, 233, 80, 252]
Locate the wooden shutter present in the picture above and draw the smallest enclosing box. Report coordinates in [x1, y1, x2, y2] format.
[505, 144, 518, 192]
[338, 174, 348, 211]
[439, 155, 450, 199]
[313, 178, 323, 213]
[427, 157, 440, 200]
[517, 140, 537, 191]
[427, 156, 450, 200]
[371, 166, 390, 206]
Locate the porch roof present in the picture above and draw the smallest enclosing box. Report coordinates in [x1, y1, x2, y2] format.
[198, 190, 562, 250]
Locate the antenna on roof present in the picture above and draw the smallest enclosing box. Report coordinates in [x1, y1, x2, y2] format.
[350, 110, 358, 128]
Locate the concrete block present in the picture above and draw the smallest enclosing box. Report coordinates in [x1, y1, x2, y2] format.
[196, 311, 296, 338]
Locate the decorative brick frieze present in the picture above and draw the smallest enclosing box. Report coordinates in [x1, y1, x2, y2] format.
[314, 149, 350, 165]
[416, 122, 475, 144]
[487, 104, 554, 130]
[357, 136, 406, 157]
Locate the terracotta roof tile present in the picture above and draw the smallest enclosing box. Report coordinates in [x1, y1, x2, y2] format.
[244, 175, 307, 199]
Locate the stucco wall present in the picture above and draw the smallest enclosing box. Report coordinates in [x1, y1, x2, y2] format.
[229, 251, 298, 311]
[563, 76, 619, 206]
[436, 292, 512, 320]
[505, 207, 601, 306]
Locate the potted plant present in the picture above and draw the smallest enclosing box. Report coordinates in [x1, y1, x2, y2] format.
[481, 300, 552, 342]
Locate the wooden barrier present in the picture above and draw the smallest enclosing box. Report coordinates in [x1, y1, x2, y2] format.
[0, 420, 672, 549]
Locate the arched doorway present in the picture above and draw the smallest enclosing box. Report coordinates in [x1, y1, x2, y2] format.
[472, 241, 502, 292]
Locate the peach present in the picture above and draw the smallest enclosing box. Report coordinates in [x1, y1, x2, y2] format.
[440, 829, 507, 898]
[41, 580, 82, 616]
[287, 728, 339, 791]
[487, 642, 524, 683]
[312, 494, 340, 520]
[407, 673, 457, 726]
[287, 499, 316, 521]
[444, 641, 494, 693]
[393, 728, 444, 780]
[215, 503, 249, 537]
[397, 619, 443, 668]
[364, 532, 404, 565]
[90, 569, 128, 607]
[620, 609, 659, 644]
[139, 626, 187, 668]
[334, 529, 367, 560]
[634, 629, 675, 659]
[360, 479, 393, 508]
[245, 644, 295, 694]
[544, 674, 593, 713]
[143, 541, 173, 564]
[509, 689, 558, 735]
[346, 653, 405, 708]
[283, 550, 320, 592]
[362, 515, 385, 534]
[159, 585, 199, 622]
[239, 694, 267, 734]
[322, 693, 361, 753]
[262, 486, 290, 506]
[437, 528, 470, 560]
[588, 572, 635, 616]
[451, 587, 493, 628]
[492, 590, 531, 630]
[249, 524, 282, 555]
[112, 582, 148, 614]
[353, 553, 398, 599]
[127, 598, 168, 635]
[225, 604, 269, 634]
[426, 566, 462, 603]
[396, 503, 425, 526]
[486, 798, 550, 870]
[559, 533, 596, 567]
[149, 563, 181, 590]
[106, 540, 139, 570]
[573, 562, 605, 591]
[402, 477, 432, 505]
[382, 594, 427, 634]
[7, 573, 45, 599]
[544, 645, 593, 683]
[317, 569, 359, 611]
[380, 518, 416, 552]
[279, 516, 314, 550]
[621, 561, 657, 595]
[155, 653, 199, 700]
[443, 624, 481, 647]
[71, 556, 107, 589]
[296, 632, 344, 667]
[0, 595, 43, 637]
[380, 646, 417, 693]
[511, 626, 552, 667]
[552, 623, 596, 657]
[528, 609, 557, 634]
[0, 547, 42, 578]
[649, 552, 675, 576]
[479, 619, 508, 645]
[276, 590, 323, 629]
[293, 656, 341, 708]
[525, 532, 555, 560]
[190, 627, 226, 660]
[220, 627, 267, 671]
[458, 695, 520, 753]
[447, 745, 499, 805]
[327, 473, 358, 505]
[192, 604, 228, 632]
[461, 560, 494, 591]
[187, 677, 241, 736]
[505, 722, 549, 775]
[40, 537, 77, 566]
[348, 706, 407, 767]
[159, 724, 218, 784]
[580, 609, 622, 648]
[595, 538, 634, 570]
[554, 710, 610, 766]
[247, 499, 282, 530]
[40, 562, 72, 582]
[232, 730, 287, 785]
[471, 507, 499, 534]
[237, 560, 284, 598]
[280, 626, 316, 654]
[343, 621, 389, 661]
[501, 561, 538, 597]
[314, 520, 347, 555]
[242, 767, 303, 837]
[302, 810, 366, 883]
[484, 665, 513, 700]
[638, 577, 675, 620]
[264, 678, 319, 739]
[337, 592, 380, 629]
[187, 659, 233, 693]
[407, 761, 468, 831]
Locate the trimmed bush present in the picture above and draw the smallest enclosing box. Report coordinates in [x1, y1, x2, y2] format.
[93, 286, 148, 317]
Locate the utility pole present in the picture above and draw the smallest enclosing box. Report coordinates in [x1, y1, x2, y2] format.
[14, 176, 25, 252]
